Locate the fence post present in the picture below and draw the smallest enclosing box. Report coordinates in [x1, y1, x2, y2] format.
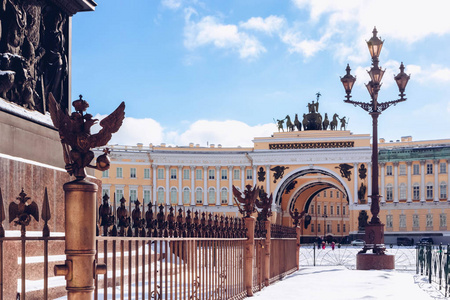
[263, 220, 271, 286]
[296, 226, 301, 270]
[244, 216, 255, 296]
[55, 180, 106, 299]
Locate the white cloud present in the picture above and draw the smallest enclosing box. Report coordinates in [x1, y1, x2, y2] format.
[184, 8, 266, 59]
[161, 0, 183, 10]
[240, 16, 286, 35]
[281, 30, 331, 57]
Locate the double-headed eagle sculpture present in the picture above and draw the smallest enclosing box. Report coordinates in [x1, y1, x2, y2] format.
[232, 185, 260, 218]
[49, 93, 125, 180]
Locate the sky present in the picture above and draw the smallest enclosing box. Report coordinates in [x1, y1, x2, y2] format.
[71, 0, 450, 147]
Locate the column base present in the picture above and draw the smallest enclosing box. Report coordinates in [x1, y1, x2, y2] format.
[356, 253, 395, 270]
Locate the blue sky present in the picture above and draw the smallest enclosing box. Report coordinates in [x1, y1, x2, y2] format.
[71, 0, 450, 147]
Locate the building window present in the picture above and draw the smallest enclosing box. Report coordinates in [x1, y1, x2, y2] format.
[413, 214, 419, 228]
[399, 164, 406, 175]
[323, 205, 327, 215]
[426, 214, 433, 228]
[343, 206, 346, 215]
[130, 189, 137, 202]
[233, 169, 240, 180]
[311, 224, 314, 232]
[323, 191, 326, 197]
[310, 205, 314, 214]
[336, 206, 340, 215]
[426, 163, 433, 174]
[317, 224, 321, 233]
[144, 168, 150, 179]
[157, 168, 164, 179]
[343, 224, 346, 232]
[386, 165, 393, 176]
[157, 187, 164, 204]
[426, 183, 433, 199]
[336, 191, 339, 198]
[183, 169, 190, 180]
[102, 188, 109, 196]
[330, 206, 334, 215]
[116, 189, 123, 205]
[399, 214, 406, 228]
[413, 164, 420, 175]
[208, 188, 215, 204]
[116, 167, 123, 178]
[170, 187, 177, 204]
[413, 184, 420, 200]
[330, 191, 333, 198]
[246, 169, 252, 180]
[326, 224, 331, 233]
[317, 205, 321, 215]
[337, 224, 340, 232]
[143, 190, 151, 204]
[102, 170, 109, 178]
[440, 214, 447, 228]
[196, 188, 203, 204]
[130, 168, 136, 178]
[196, 169, 202, 180]
[440, 182, 447, 199]
[386, 184, 393, 201]
[170, 169, 177, 179]
[221, 169, 227, 180]
[440, 162, 447, 174]
[208, 170, 215, 180]
[221, 188, 228, 204]
[399, 183, 406, 200]
[386, 215, 393, 228]
[183, 187, 190, 204]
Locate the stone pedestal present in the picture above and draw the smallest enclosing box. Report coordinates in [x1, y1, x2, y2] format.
[356, 253, 395, 270]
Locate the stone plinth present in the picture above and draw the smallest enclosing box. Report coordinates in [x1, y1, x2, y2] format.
[356, 253, 395, 270]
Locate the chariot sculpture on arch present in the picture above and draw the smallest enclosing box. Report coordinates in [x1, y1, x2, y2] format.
[48, 92, 125, 180]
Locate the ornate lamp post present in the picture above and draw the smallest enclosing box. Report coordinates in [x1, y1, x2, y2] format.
[340, 28, 410, 263]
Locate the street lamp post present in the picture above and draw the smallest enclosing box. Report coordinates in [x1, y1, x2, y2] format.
[340, 28, 410, 259]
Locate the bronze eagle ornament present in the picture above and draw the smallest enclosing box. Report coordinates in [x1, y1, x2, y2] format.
[48, 93, 125, 180]
[9, 189, 39, 229]
[232, 184, 260, 218]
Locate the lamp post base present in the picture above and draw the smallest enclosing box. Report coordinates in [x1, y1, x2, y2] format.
[356, 253, 395, 270]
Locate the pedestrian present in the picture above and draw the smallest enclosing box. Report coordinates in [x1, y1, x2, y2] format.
[331, 241, 335, 250]
[322, 241, 326, 249]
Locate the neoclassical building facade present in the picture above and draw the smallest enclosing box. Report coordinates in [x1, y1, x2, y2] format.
[94, 131, 450, 244]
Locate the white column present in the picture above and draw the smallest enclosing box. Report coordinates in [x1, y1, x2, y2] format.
[165, 166, 170, 205]
[178, 166, 183, 205]
[447, 159, 450, 202]
[216, 166, 221, 206]
[407, 161, 412, 202]
[152, 164, 157, 205]
[353, 163, 358, 204]
[203, 166, 208, 206]
[394, 162, 399, 203]
[434, 159, 439, 202]
[190, 166, 196, 206]
[420, 160, 425, 202]
[368, 163, 372, 204]
[253, 166, 257, 186]
[380, 163, 385, 203]
[240, 166, 245, 191]
[266, 165, 271, 195]
[228, 166, 233, 206]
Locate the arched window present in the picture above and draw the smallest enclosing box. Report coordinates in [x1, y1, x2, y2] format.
[196, 188, 203, 204]
[157, 187, 164, 204]
[183, 187, 190, 204]
[170, 187, 177, 204]
[386, 184, 393, 201]
[208, 187, 215, 204]
[440, 181, 447, 199]
[221, 188, 228, 204]
[399, 183, 406, 200]
[426, 182, 433, 199]
[413, 183, 420, 200]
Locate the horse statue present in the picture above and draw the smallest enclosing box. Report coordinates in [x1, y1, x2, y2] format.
[294, 113, 301, 131]
[285, 115, 295, 132]
[330, 113, 339, 130]
[322, 113, 329, 130]
[302, 113, 308, 130]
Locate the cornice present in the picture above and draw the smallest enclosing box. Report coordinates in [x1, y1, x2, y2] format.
[50, 0, 97, 16]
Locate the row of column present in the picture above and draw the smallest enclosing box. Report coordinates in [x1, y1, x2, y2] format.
[151, 165, 271, 206]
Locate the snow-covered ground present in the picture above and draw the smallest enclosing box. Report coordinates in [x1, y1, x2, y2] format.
[254, 266, 446, 300]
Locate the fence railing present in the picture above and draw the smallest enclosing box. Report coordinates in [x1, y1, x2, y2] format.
[416, 243, 450, 297]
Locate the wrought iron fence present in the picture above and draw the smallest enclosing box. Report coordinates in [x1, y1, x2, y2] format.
[269, 224, 298, 284]
[416, 243, 450, 297]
